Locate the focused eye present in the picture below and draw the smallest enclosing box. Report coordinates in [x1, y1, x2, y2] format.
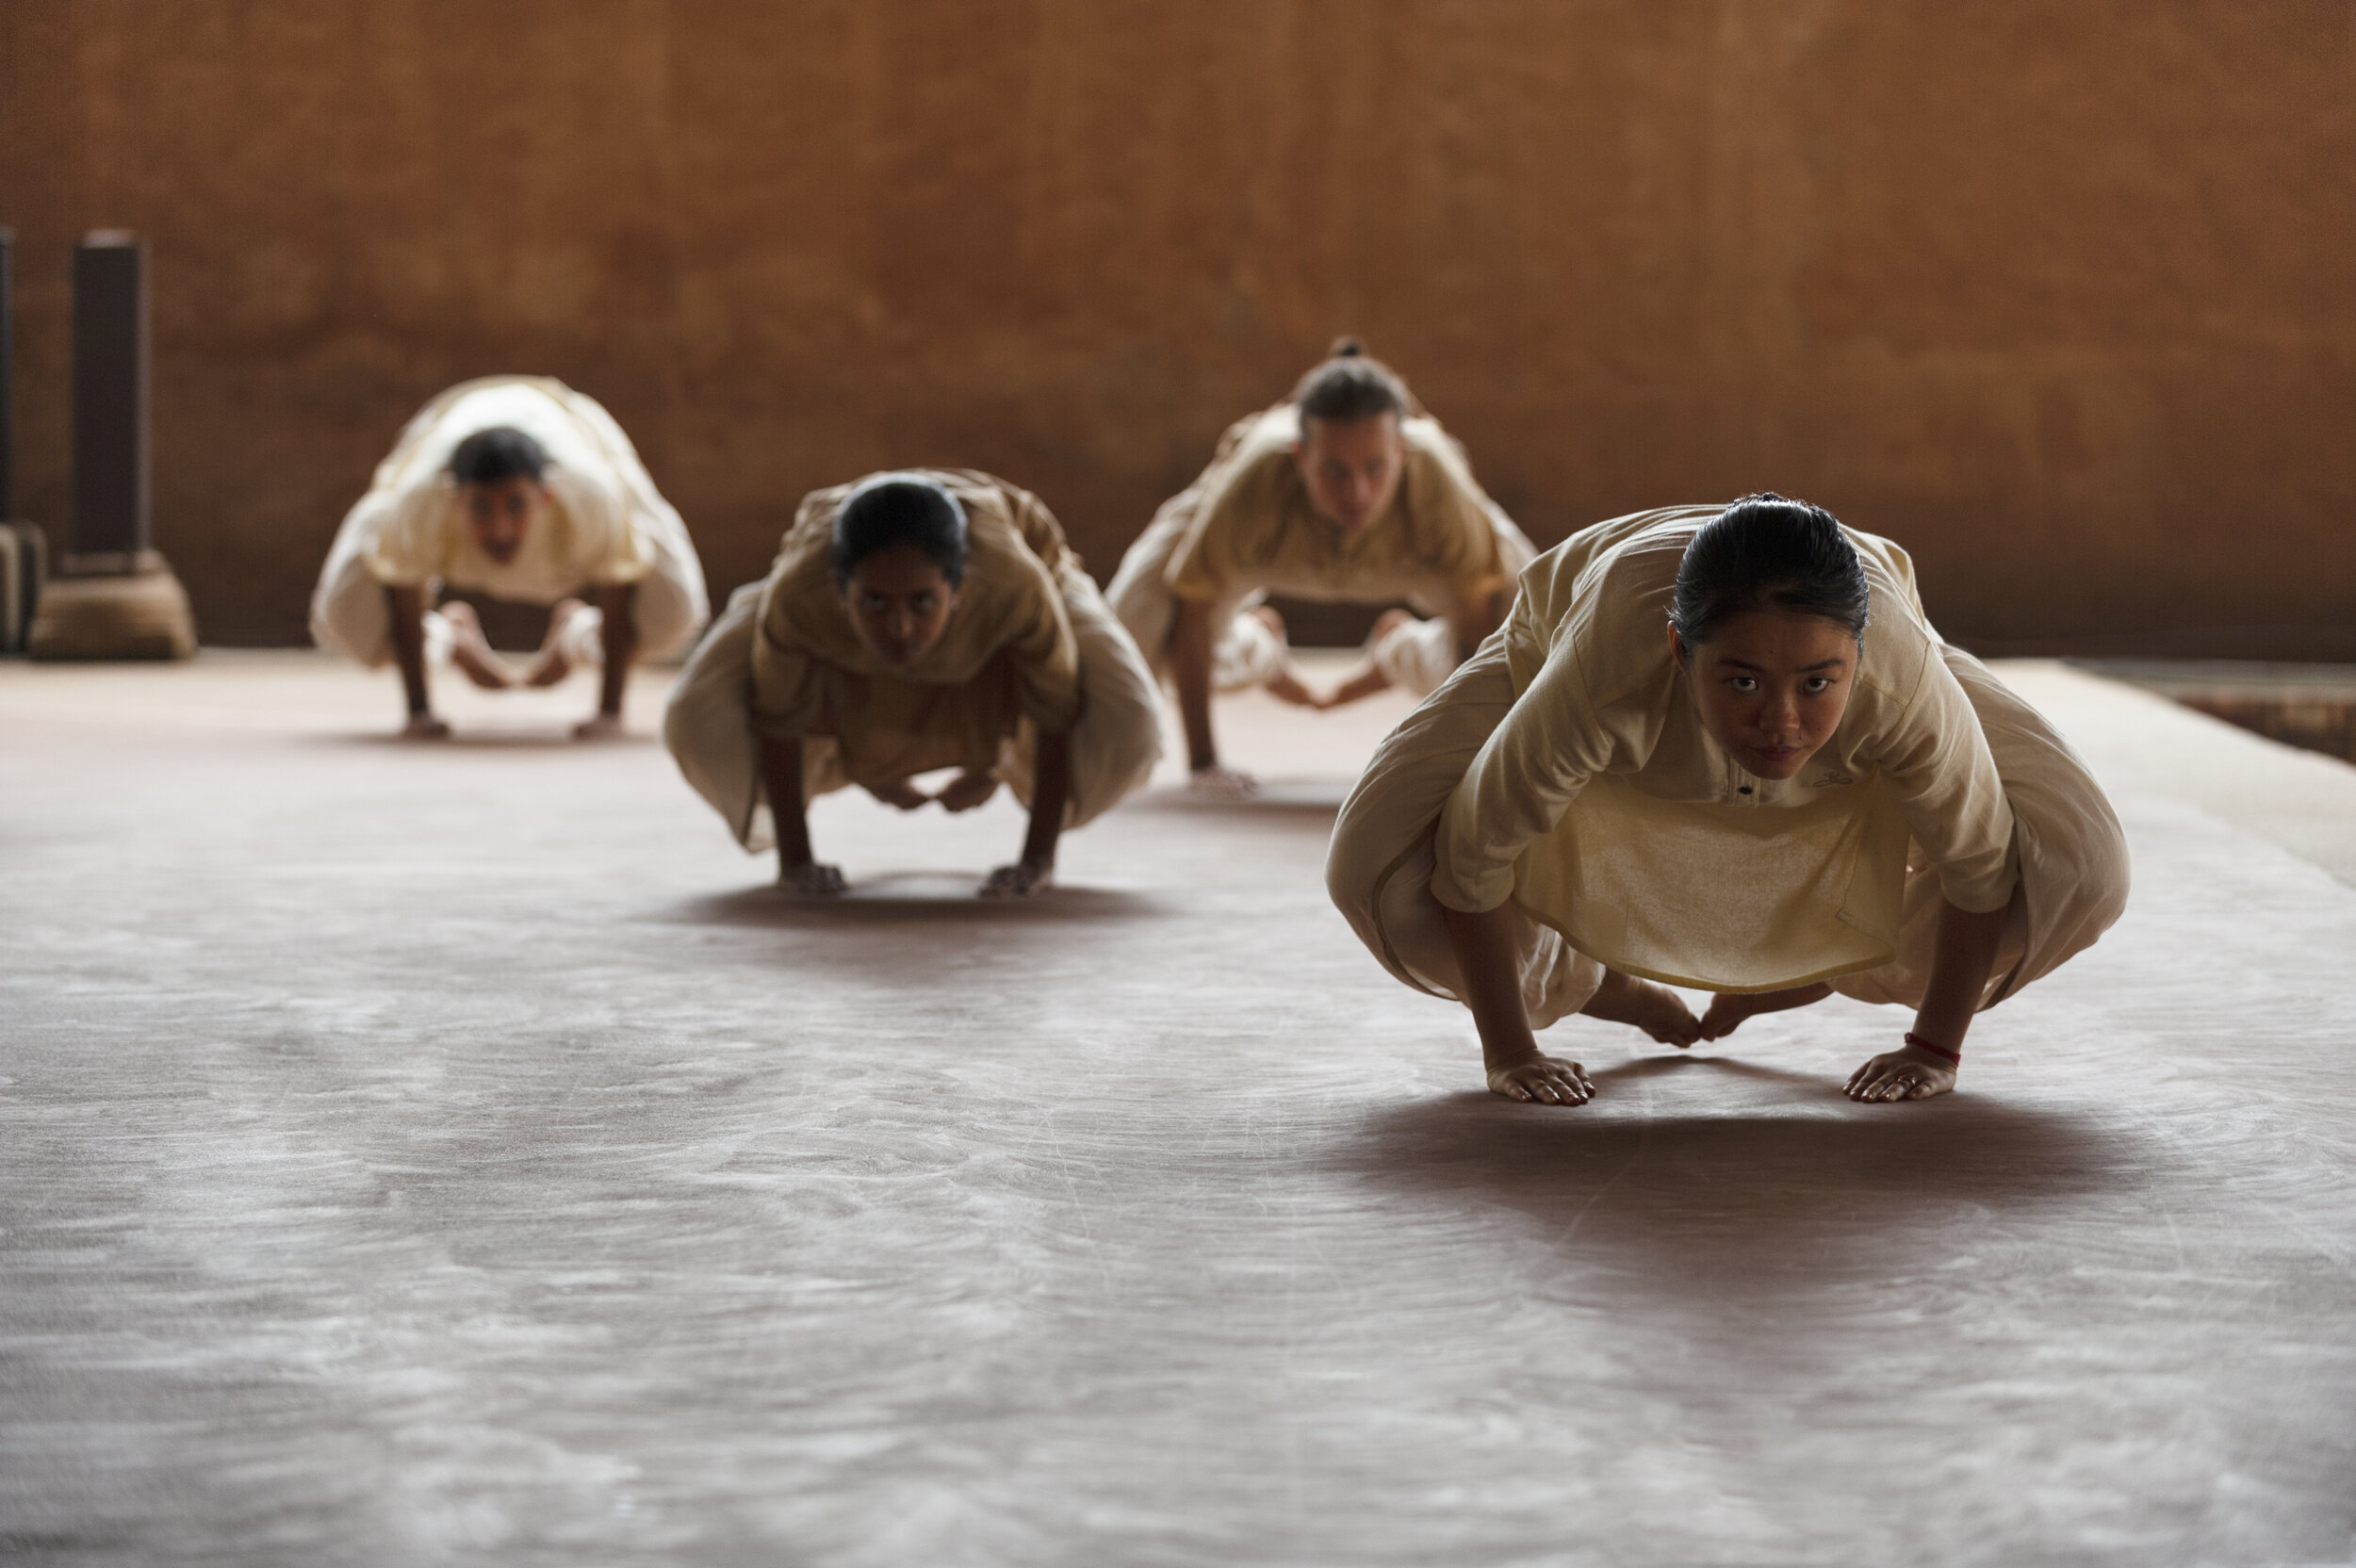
[1728, 677, 1757, 692]
[1805, 678, 1831, 694]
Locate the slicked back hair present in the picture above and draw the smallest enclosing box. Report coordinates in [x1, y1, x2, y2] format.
[1292, 337, 1408, 428]
[829, 474, 970, 588]
[1669, 493, 1871, 648]
[449, 426, 548, 487]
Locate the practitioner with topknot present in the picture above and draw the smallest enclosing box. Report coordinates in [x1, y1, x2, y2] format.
[310, 376, 709, 739]
[1326, 496, 2130, 1105]
[664, 471, 1162, 898]
[1107, 340, 1534, 797]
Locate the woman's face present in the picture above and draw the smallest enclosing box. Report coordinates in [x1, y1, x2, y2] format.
[842, 544, 959, 665]
[1672, 609, 1858, 780]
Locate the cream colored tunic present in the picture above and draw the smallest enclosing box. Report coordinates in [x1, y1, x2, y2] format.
[1329, 506, 2129, 1018]
[664, 471, 1162, 851]
[1106, 404, 1534, 696]
[309, 377, 708, 665]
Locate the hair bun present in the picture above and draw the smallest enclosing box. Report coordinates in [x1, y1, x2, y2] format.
[1329, 336, 1366, 358]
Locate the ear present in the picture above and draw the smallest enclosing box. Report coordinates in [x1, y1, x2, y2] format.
[1666, 621, 1689, 667]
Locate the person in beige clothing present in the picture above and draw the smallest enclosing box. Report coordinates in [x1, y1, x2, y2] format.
[1107, 341, 1532, 796]
[1327, 495, 2129, 1106]
[310, 376, 709, 740]
[663, 471, 1162, 898]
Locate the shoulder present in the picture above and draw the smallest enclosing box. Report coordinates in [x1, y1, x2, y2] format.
[1206, 408, 1301, 496]
[939, 474, 1071, 628]
[1520, 506, 1719, 626]
[1399, 416, 1481, 491]
[427, 375, 576, 434]
[1504, 507, 1720, 700]
[764, 482, 854, 599]
[1841, 525, 1938, 707]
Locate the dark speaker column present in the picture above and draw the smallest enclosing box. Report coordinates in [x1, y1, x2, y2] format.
[29, 230, 196, 660]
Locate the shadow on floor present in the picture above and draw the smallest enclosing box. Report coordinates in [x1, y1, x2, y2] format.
[1124, 780, 1351, 818]
[322, 729, 662, 750]
[648, 873, 1174, 926]
[1343, 1054, 2137, 1292]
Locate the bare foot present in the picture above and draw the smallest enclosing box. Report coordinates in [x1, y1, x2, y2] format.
[523, 598, 584, 688]
[978, 858, 1053, 898]
[1580, 968, 1703, 1048]
[780, 861, 848, 897]
[1312, 611, 1415, 711]
[572, 713, 626, 742]
[441, 602, 513, 691]
[400, 712, 451, 741]
[937, 769, 1000, 813]
[1488, 1051, 1595, 1106]
[865, 779, 931, 810]
[1698, 982, 1834, 1041]
[1845, 1044, 1957, 1102]
[1264, 664, 1324, 710]
[1188, 764, 1258, 800]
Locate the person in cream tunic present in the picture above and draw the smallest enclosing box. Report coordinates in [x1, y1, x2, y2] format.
[1326, 496, 2129, 1107]
[310, 376, 708, 739]
[664, 470, 1162, 899]
[1107, 340, 1532, 796]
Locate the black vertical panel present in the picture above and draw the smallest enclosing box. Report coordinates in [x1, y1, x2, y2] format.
[72, 232, 147, 559]
[0, 228, 13, 520]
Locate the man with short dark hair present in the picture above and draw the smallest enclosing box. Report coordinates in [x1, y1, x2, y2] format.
[310, 377, 709, 739]
[1106, 341, 1533, 796]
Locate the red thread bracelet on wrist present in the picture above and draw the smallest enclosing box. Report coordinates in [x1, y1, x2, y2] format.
[1904, 1032, 1960, 1065]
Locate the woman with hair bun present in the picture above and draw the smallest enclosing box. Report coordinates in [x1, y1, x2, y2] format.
[1107, 339, 1535, 797]
[1326, 498, 2130, 1104]
[664, 471, 1162, 897]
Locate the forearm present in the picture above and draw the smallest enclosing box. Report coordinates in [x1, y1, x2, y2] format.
[1438, 898, 1541, 1070]
[386, 586, 431, 714]
[597, 583, 637, 716]
[1449, 586, 1503, 665]
[760, 736, 814, 872]
[1021, 729, 1072, 866]
[1323, 663, 1394, 708]
[1911, 892, 2012, 1053]
[1171, 598, 1219, 770]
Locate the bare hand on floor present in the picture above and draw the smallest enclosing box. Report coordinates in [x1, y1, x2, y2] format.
[1844, 1044, 1956, 1102]
[978, 858, 1053, 898]
[780, 861, 848, 897]
[1488, 1052, 1595, 1106]
[1188, 764, 1259, 801]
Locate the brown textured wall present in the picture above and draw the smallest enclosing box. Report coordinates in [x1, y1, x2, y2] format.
[2, 0, 2351, 654]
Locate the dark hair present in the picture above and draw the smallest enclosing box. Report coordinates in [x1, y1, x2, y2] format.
[1292, 337, 1408, 426]
[448, 426, 548, 487]
[1669, 493, 1870, 647]
[829, 474, 969, 587]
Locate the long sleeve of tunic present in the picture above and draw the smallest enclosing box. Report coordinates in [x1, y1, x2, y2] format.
[1429, 507, 2018, 989]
